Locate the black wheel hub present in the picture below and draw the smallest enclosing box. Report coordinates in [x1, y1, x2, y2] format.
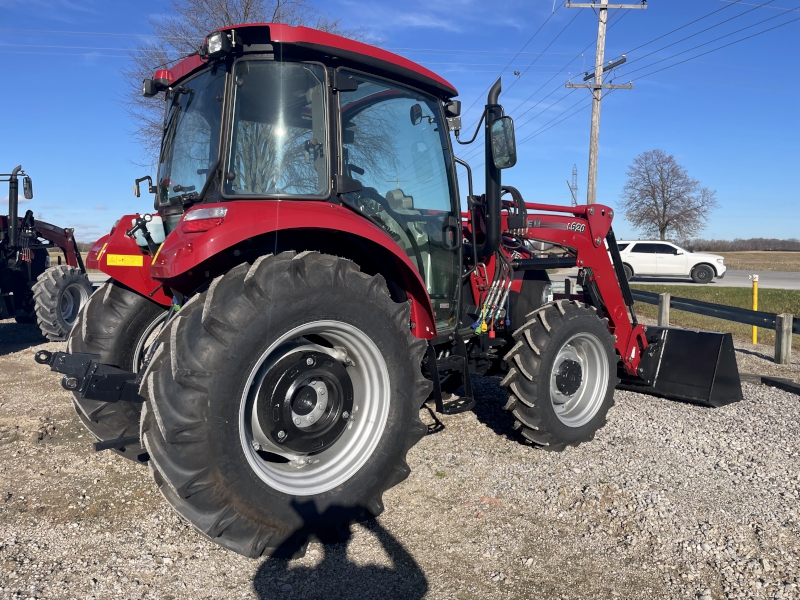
[255, 351, 354, 454]
[555, 359, 582, 396]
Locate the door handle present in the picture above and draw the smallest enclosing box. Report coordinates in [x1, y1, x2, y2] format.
[442, 215, 461, 249]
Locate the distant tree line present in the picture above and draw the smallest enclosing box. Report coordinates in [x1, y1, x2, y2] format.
[682, 238, 800, 252]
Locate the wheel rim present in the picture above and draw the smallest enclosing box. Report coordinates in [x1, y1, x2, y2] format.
[549, 332, 609, 428]
[239, 320, 391, 496]
[60, 283, 90, 326]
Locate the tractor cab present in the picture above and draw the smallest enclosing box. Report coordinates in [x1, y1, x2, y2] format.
[141, 24, 466, 330]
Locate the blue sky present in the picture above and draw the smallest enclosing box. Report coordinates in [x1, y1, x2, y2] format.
[1, 0, 798, 242]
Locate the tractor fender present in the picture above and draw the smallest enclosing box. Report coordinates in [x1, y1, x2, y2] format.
[150, 200, 438, 339]
[87, 220, 171, 306]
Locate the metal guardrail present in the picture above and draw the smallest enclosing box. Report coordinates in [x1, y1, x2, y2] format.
[630, 289, 800, 335]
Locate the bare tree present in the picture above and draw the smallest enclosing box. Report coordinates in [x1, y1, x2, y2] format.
[122, 0, 365, 166]
[620, 149, 719, 241]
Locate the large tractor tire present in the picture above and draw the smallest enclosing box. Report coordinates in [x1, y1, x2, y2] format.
[67, 280, 169, 463]
[33, 265, 93, 340]
[501, 301, 618, 451]
[140, 251, 430, 558]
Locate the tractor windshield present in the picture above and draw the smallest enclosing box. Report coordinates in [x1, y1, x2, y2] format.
[157, 67, 227, 207]
[224, 60, 328, 197]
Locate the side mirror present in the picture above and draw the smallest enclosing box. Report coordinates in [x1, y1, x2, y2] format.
[490, 116, 517, 169]
[22, 176, 33, 200]
[410, 103, 423, 126]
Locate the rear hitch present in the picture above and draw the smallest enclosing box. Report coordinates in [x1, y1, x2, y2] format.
[34, 350, 143, 403]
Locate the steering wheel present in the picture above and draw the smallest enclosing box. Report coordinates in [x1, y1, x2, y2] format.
[351, 186, 427, 281]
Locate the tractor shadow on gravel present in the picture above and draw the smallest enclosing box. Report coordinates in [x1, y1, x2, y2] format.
[253, 505, 428, 600]
[0, 320, 46, 356]
[464, 375, 519, 441]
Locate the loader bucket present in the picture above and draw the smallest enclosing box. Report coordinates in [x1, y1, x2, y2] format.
[618, 327, 743, 407]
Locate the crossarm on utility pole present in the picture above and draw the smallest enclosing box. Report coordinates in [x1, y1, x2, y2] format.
[567, 83, 633, 89]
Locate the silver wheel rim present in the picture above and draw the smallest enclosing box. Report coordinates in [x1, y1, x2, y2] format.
[133, 311, 169, 373]
[60, 283, 89, 326]
[549, 332, 609, 428]
[239, 320, 390, 496]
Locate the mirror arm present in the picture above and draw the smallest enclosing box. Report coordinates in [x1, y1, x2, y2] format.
[453, 111, 485, 145]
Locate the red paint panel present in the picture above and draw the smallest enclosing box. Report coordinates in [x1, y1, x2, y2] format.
[150, 201, 437, 339]
[159, 23, 457, 97]
[91, 217, 171, 306]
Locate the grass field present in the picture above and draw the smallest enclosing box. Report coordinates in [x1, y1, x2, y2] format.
[716, 251, 800, 272]
[632, 284, 800, 351]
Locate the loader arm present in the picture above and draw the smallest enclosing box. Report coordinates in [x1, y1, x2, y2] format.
[467, 201, 648, 377]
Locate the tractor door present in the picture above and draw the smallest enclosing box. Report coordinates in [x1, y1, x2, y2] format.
[338, 71, 461, 331]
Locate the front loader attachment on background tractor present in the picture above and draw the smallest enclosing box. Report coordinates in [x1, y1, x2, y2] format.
[618, 326, 743, 407]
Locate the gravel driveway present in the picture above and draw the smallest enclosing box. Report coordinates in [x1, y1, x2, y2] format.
[1, 318, 799, 600]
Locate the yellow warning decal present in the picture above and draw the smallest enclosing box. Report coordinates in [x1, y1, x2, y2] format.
[96, 242, 108, 261]
[152, 243, 163, 263]
[106, 254, 144, 267]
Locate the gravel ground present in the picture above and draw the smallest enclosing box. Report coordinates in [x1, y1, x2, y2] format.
[1, 317, 799, 600]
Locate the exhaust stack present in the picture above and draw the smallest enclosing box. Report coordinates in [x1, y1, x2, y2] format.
[7, 165, 21, 248]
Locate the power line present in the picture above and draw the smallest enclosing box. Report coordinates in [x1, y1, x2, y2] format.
[623, 0, 742, 56]
[460, 7, 561, 120]
[622, 0, 779, 70]
[624, 13, 800, 81]
[714, 0, 800, 11]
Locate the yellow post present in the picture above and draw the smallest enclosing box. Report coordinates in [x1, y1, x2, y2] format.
[750, 274, 759, 344]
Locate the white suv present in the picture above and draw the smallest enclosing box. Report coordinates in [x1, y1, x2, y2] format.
[617, 241, 726, 284]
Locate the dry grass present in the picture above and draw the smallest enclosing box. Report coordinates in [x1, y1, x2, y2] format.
[632, 284, 800, 351]
[716, 251, 800, 272]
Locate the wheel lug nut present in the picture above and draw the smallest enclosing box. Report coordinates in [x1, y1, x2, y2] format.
[277, 430, 286, 440]
[342, 411, 350, 420]
[306, 357, 314, 366]
[319, 389, 326, 396]
[294, 418, 301, 425]
[308, 416, 314, 423]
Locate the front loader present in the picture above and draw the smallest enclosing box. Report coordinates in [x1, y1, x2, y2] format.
[35, 23, 742, 558]
[1, 166, 92, 340]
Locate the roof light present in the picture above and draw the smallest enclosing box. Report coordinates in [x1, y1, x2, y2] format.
[181, 206, 228, 233]
[204, 31, 231, 58]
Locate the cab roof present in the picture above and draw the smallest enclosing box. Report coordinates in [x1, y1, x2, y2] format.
[159, 23, 458, 99]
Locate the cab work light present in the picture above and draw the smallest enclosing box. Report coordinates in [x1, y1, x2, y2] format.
[203, 31, 231, 58]
[181, 207, 227, 233]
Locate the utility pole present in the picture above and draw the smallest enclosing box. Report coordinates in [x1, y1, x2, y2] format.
[565, 0, 646, 204]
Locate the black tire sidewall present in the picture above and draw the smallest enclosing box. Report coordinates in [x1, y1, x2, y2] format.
[623, 264, 633, 281]
[531, 312, 616, 444]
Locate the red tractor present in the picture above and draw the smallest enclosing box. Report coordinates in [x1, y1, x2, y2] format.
[1, 166, 92, 340]
[36, 24, 742, 558]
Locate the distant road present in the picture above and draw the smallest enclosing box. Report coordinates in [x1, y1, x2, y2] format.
[553, 269, 800, 291]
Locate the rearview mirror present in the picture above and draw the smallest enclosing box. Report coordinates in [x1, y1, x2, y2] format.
[22, 176, 33, 200]
[490, 116, 517, 169]
[410, 103, 423, 126]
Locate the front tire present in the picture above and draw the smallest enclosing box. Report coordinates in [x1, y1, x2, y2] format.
[33, 265, 93, 340]
[67, 280, 169, 462]
[140, 252, 430, 558]
[501, 301, 618, 451]
[691, 264, 714, 284]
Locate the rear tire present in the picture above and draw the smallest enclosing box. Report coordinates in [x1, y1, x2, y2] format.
[691, 264, 714, 284]
[33, 265, 93, 341]
[140, 252, 430, 558]
[623, 264, 633, 281]
[67, 280, 169, 462]
[501, 301, 618, 451]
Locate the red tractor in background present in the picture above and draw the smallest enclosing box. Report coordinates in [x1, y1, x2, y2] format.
[37, 24, 742, 559]
[1, 166, 92, 340]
